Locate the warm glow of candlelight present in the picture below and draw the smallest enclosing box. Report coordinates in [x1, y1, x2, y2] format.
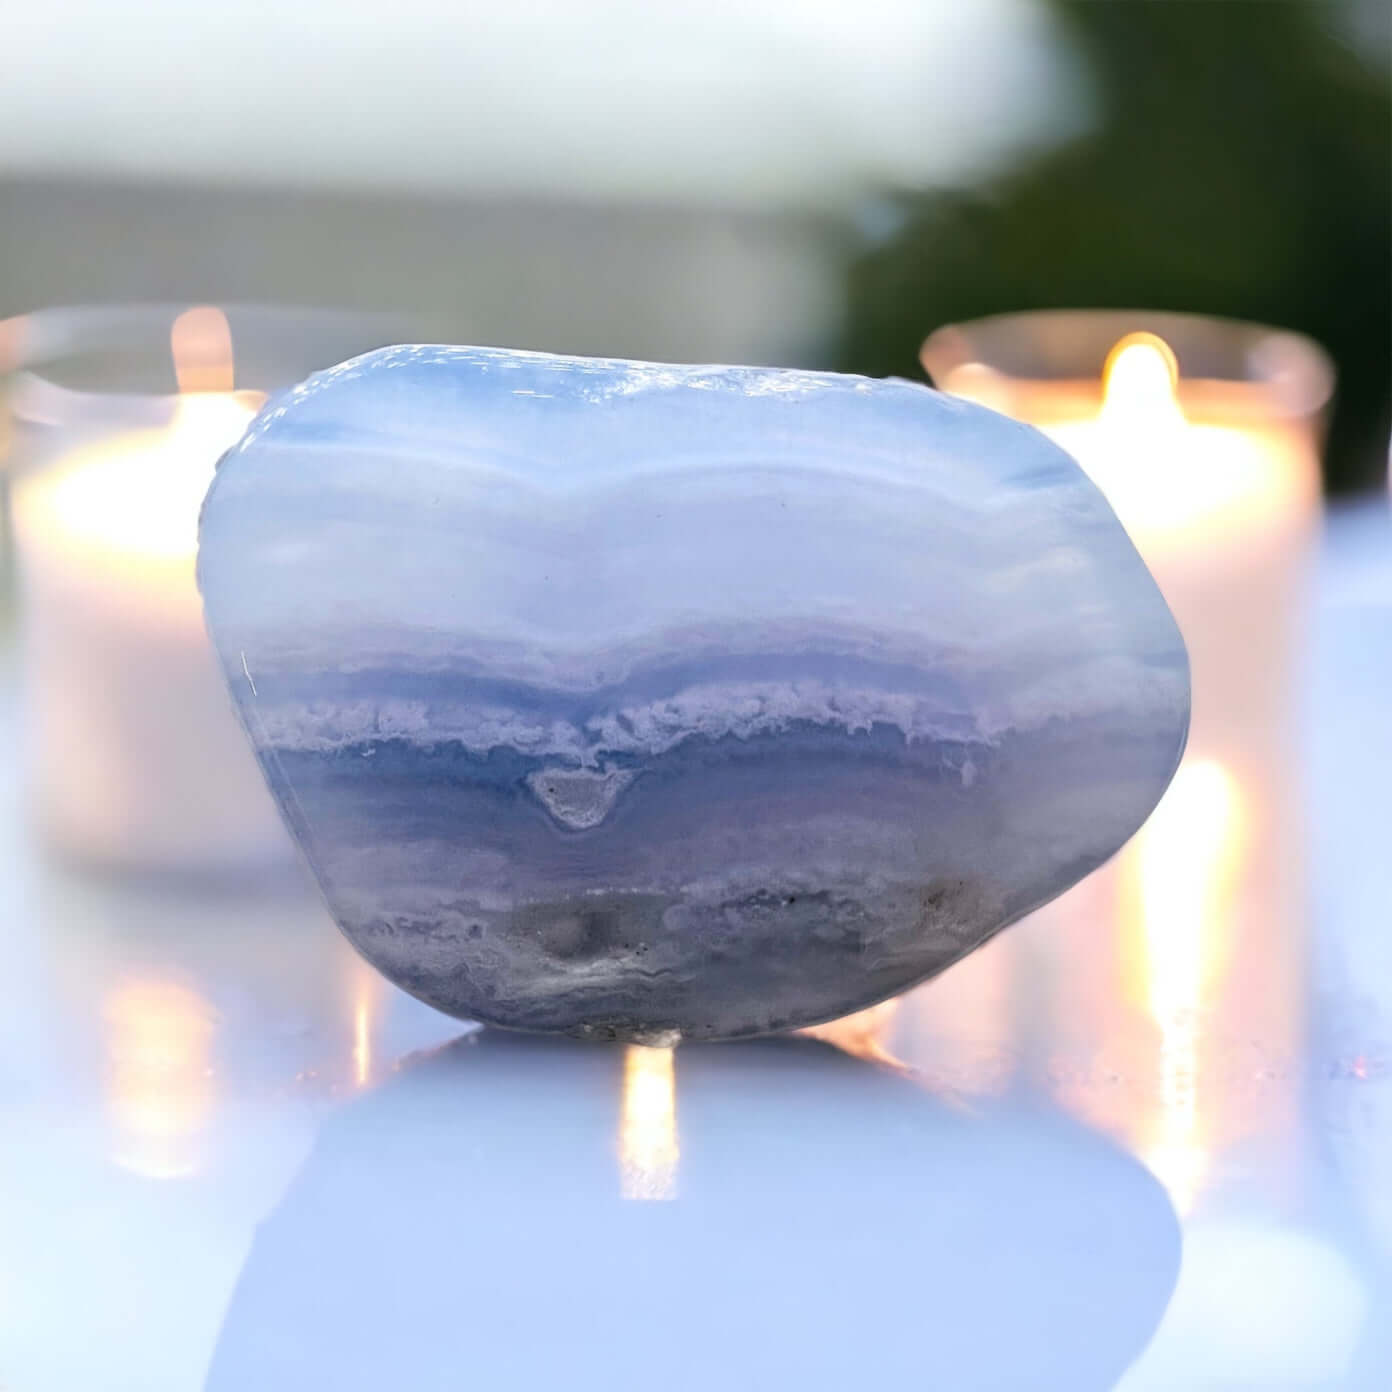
[171, 304, 237, 396]
[104, 978, 217, 1180]
[895, 940, 1018, 1097]
[350, 961, 380, 1090]
[1129, 760, 1243, 1212]
[619, 1044, 679, 1200]
[352, 998, 371, 1089]
[28, 396, 256, 569]
[6, 305, 287, 871]
[1099, 333, 1183, 431]
[12, 306, 260, 590]
[800, 998, 905, 1068]
[1043, 333, 1307, 551]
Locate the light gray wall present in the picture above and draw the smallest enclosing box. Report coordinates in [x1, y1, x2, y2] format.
[0, 178, 848, 368]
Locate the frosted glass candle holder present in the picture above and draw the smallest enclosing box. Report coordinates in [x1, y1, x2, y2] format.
[1, 304, 423, 876]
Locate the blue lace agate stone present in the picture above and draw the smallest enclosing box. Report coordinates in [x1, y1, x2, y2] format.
[198, 347, 1189, 1041]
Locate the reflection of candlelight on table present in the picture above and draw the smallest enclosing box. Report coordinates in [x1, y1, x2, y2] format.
[352, 994, 372, 1091]
[894, 940, 1017, 1098]
[799, 997, 904, 1069]
[105, 977, 217, 1181]
[349, 958, 382, 1091]
[619, 1045, 679, 1200]
[9, 306, 287, 873]
[1128, 759, 1243, 1214]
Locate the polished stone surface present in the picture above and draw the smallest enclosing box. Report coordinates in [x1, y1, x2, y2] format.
[198, 346, 1188, 1039]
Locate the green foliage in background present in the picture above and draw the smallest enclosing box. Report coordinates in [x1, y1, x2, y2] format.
[837, 0, 1391, 494]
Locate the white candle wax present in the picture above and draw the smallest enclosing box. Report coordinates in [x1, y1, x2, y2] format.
[12, 391, 290, 873]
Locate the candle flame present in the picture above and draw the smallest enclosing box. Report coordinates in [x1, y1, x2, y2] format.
[619, 1044, 679, 1200]
[1131, 759, 1243, 1212]
[1100, 334, 1184, 431]
[171, 305, 236, 396]
[1046, 330, 1285, 541]
[105, 978, 217, 1180]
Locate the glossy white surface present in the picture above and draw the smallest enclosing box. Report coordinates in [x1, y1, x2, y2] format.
[2, 504, 1390, 1389]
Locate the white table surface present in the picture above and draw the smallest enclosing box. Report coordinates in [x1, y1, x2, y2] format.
[2, 504, 1390, 1391]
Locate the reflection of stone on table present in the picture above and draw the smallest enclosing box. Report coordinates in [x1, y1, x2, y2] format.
[208, 1032, 1182, 1392]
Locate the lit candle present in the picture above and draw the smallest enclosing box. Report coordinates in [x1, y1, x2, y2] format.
[10, 307, 289, 872]
[924, 314, 1330, 1214]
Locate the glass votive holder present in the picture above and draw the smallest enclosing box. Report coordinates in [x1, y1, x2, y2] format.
[1, 304, 420, 878]
[922, 312, 1335, 1214]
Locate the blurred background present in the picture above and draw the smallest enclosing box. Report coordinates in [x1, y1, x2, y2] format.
[1, 0, 1387, 487]
[2, 4, 1392, 1390]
